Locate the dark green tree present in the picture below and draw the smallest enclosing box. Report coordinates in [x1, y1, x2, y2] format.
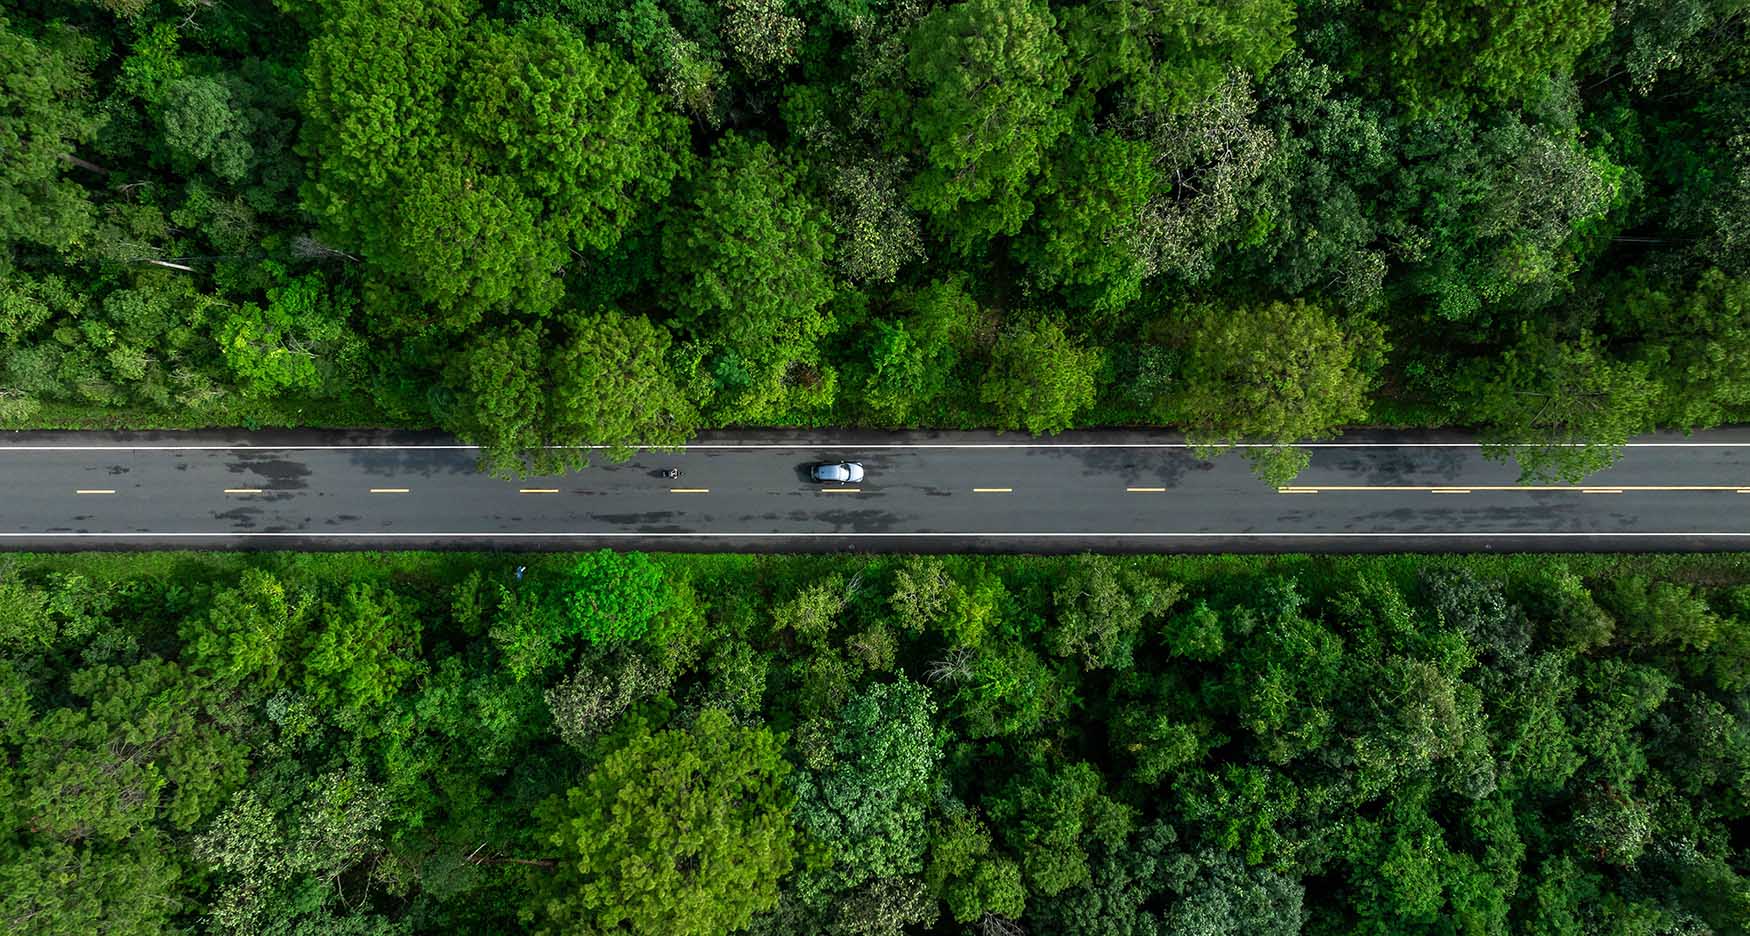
[0, 17, 102, 254]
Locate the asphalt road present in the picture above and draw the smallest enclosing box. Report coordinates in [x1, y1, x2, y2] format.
[4, 429, 1750, 552]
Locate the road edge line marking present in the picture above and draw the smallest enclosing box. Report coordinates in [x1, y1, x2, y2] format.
[12, 531, 1750, 538]
[12, 441, 1750, 452]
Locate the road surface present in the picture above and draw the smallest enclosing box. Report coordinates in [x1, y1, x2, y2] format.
[3, 429, 1750, 551]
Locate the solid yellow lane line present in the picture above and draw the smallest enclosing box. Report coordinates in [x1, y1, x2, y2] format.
[223, 488, 263, 494]
[1278, 488, 1318, 494]
[972, 487, 1013, 493]
[1583, 489, 1624, 494]
[369, 488, 410, 494]
[519, 488, 560, 494]
[75, 489, 115, 495]
[1126, 487, 1167, 493]
[669, 488, 710, 494]
[1431, 489, 1472, 494]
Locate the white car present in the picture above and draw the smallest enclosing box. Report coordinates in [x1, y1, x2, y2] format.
[811, 462, 865, 484]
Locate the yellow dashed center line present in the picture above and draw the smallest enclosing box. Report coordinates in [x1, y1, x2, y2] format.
[669, 488, 710, 494]
[519, 488, 560, 494]
[972, 487, 1013, 493]
[223, 488, 263, 494]
[75, 489, 115, 495]
[821, 487, 861, 493]
[369, 488, 410, 494]
[1126, 487, 1167, 493]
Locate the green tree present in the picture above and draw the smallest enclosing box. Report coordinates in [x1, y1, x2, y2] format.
[563, 549, 671, 645]
[0, 17, 102, 253]
[662, 135, 837, 422]
[886, 0, 1070, 244]
[453, 17, 688, 253]
[156, 76, 251, 183]
[792, 678, 941, 890]
[1048, 558, 1182, 671]
[1159, 848, 1304, 936]
[19, 659, 247, 841]
[1359, 0, 1614, 113]
[1170, 301, 1381, 485]
[1469, 332, 1660, 482]
[924, 805, 1027, 924]
[0, 838, 183, 936]
[212, 266, 355, 398]
[979, 318, 1100, 434]
[299, 0, 467, 264]
[532, 707, 796, 936]
[1015, 132, 1156, 312]
[547, 309, 696, 462]
[303, 583, 423, 714]
[855, 281, 976, 425]
[1128, 73, 1276, 285]
[302, 3, 682, 329]
[444, 323, 550, 476]
[1061, 0, 1296, 112]
[987, 761, 1135, 897]
[1387, 118, 1621, 322]
[194, 775, 395, 935]
[180, 569, 313, 691]
[1610, 269, 1750, 428]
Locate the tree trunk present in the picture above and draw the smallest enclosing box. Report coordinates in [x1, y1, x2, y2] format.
[60, 152, 112, 175]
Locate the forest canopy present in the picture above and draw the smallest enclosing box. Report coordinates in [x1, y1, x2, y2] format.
[2, 550, 1748, 933]
[1, 0, 1747, 481]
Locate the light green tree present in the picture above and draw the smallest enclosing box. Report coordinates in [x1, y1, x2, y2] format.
[1061, 0, 1296, 112]
[1170, 301, 1381, 485]
[662, 135, 837, 422]
[531, 708, 796, 936]
[979, 319, 1100, 434]
[1469, 332, 1660, 482]
[547, 309, 696, 462]
[888, 0, 1070, 244]
[1364, 0, 1614, 113]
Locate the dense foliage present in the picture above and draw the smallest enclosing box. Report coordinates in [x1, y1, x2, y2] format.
[0, 0, 1746, 478]
[2, 550, 1748, 933]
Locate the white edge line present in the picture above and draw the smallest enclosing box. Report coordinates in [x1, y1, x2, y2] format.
[7, 442, 1750, 451]
[3, 532, 1750, 538]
